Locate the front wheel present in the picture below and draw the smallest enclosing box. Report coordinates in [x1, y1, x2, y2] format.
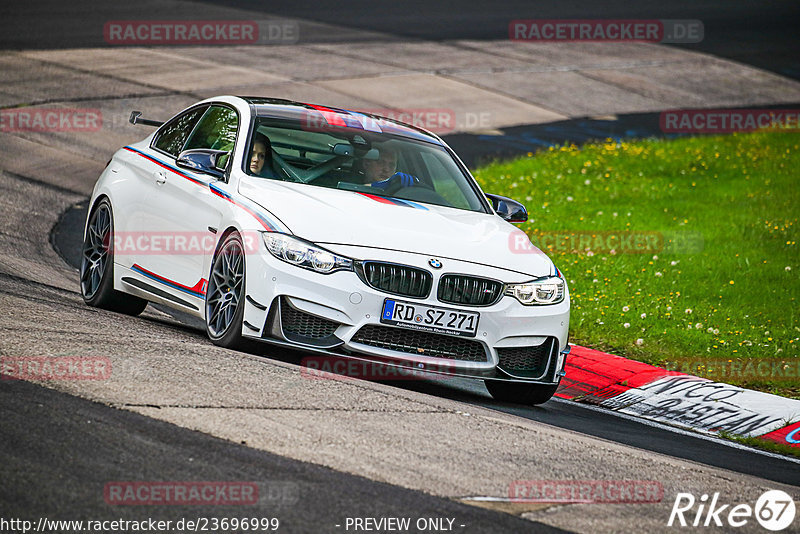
[206, 232, 249, 350]
[485, 381, 559, 405]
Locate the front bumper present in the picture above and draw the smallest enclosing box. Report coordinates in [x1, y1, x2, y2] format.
[241, 244, 570, 384]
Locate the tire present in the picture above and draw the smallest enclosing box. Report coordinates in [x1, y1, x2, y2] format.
[80, 199, 148, 316]
[485, 381, 559, 405]
[205, 231, 250, 350]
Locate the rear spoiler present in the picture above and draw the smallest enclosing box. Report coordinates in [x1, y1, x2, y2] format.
[129, 111, 164, 127]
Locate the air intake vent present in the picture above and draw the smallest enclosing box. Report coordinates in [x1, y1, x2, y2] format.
[438, 274, 503, 306]
[277, 297, 342, 348]
[352, 324, 487, 362]
[282, 301, 340, 340]
[358, 262, 432, 298]
[496, 338, 557, 379]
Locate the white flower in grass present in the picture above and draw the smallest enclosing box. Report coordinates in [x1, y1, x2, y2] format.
[640, 313, 647, 319]
[622, 306, 630, 312]
[685, 308, 692, 314]
[623, 323, 631, 328]
[635, 338, 644, 346]
[655, 272, 663, 277]
[695, 323, 702, 329]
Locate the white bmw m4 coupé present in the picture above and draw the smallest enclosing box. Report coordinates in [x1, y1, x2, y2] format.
[81, 96, 570, 404]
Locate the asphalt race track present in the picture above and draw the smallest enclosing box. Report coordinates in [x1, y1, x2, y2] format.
[0, 379, 565, 533]
[2, 1, 799, 532]
[51, 170, 800, 490]
[3, 1, 798, 80]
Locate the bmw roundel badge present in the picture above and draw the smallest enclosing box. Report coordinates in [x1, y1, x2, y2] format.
[429, 258, 442, 269]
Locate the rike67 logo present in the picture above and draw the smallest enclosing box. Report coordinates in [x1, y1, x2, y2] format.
[668, 490, 796, 531]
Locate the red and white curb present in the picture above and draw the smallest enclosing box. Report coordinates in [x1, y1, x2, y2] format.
[556, 345, 800, 449]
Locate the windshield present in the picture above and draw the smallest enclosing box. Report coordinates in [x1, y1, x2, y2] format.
[244, 116, 487, 212]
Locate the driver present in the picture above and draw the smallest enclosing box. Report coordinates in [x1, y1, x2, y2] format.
[361, 148, 420, 191]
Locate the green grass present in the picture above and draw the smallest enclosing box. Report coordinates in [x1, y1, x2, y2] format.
[718, 430, 800, 459]
[473, 132, 799, 398]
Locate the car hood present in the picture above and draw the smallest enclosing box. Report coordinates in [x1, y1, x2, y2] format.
[239, 177, 553, 277]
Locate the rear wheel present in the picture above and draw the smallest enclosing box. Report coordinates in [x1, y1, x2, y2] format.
[485, 381, 559, 405]
[206, 232, 249, 350]
[80, 199, 148, 315]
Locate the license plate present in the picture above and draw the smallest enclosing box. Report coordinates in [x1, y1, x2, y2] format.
[380, 299, 479, 337]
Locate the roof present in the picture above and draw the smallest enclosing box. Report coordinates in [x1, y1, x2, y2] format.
[240, 96, 442, 144]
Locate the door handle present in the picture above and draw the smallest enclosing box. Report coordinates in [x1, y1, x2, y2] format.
[154, 171, 167, 185]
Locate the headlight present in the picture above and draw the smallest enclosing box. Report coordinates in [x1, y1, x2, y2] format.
[505, 276, 565, 305]
[262, 233, 353, 274]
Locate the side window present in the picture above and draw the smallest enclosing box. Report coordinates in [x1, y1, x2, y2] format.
[152, 106, 207, 157]
[183, 106, 239, 169]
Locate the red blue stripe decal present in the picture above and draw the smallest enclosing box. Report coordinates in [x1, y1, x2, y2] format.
[122, 146, 205, 187]
[307, 104, 350, 128]
[123, 146, 280, 232]
[208, 183, 278, 231]
[356, 192, 428, 210]
[302, 104, 432, 141]
[131, 264, 207, 297]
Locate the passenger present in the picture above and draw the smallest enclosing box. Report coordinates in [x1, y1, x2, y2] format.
[249, 133, 272, 176]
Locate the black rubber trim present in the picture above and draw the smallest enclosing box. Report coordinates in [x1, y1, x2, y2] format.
[246, 295, 267, 310]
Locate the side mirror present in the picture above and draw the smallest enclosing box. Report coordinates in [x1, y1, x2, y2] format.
[486, 194, 528, 223]
[176, 149, 228, 179]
